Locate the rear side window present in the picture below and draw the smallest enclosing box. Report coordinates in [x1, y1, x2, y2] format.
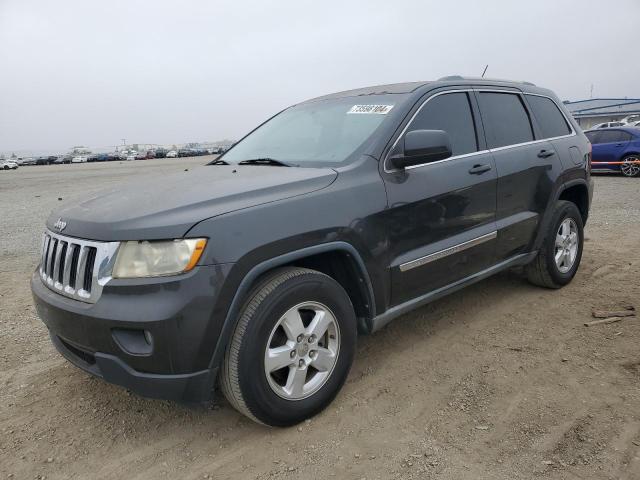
[526, 95, 572, 138]
[407, 92, 478, 156]
[478, 92, 534, 148]
[585, 131, 600, 144]
[598, 130, 632, 143]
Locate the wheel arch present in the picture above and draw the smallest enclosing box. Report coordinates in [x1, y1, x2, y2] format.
[557, 181, 590, 225]
[532, 179, 591, 252]
[208, 242, 376, 372]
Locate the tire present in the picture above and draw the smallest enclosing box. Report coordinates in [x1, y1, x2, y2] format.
[526, 200, 584, 289]
[620, 154, 640, 177]
[220, 267, 357, 426]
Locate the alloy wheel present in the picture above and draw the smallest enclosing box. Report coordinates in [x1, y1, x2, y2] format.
[621, 156, 640, 177]
[264, 301, 340, 400]
[554, 218, 579, 273]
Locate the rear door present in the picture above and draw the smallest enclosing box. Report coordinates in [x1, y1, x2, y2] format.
[382, 90, 498, 306]
[476, 90, 562, 260]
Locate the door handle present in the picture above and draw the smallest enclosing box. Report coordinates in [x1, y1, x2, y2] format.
[537, 149, 555, 158]
[468, 164, 492, 174]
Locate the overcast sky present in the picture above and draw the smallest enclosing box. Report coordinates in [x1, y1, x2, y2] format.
[1, 0, 639, 154]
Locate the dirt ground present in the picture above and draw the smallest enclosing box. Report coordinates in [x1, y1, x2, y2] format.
[1, 159, 639, 480]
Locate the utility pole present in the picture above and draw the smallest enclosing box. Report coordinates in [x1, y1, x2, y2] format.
[590, 84, 594, 99]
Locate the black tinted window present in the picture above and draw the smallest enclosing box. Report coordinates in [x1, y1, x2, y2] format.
[585, 131, 600, 144]
[526, 95, 572, 138]
[598, 130, 631, 143]
[478, 92, 534, 148]
[408, 92, 478, 156]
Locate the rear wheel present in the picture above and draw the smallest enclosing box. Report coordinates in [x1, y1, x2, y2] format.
[220, 267, 357, 426]
[526, 200, 584, 289]
[621, 155, 640, 177]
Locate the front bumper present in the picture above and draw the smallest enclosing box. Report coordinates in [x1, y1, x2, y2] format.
[31, 263, 233, 402]
[50, 333, 216, 402]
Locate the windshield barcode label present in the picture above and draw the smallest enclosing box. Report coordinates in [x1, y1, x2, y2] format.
[347, 105, 394, 115]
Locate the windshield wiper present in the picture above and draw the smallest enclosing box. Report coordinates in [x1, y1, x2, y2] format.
[238, 158, 293, 167]
[208, 159, 229, 165]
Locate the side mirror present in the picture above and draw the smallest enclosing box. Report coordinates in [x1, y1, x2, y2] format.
[390, 129, 452, 169]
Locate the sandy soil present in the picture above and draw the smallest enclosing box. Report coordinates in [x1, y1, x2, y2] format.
[1, 159, 639, 480]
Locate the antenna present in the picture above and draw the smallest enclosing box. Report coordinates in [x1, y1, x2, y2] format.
[590, 84, 594, 99]
[481, 65, 489, 78]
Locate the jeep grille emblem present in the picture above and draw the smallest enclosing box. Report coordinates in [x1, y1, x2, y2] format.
[53, 218, 67, 232]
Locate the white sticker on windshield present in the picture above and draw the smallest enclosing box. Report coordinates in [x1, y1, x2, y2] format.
[347, 104, 394, 115]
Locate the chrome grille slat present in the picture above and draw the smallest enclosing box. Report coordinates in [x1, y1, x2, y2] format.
[76, 245, 89, 294]
[39, 231, 120, 304]
[52, 241, 64, 288]
[48, 239, 58, 279]
[62, 244, 74, 288]
[41, 235, 51, 276]
[45, 237, 54, 277]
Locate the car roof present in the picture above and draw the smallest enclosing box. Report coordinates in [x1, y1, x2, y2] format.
[303, 76, 548, 103]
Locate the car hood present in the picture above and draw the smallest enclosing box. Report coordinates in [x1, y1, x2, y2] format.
[46, 165, 337, 241]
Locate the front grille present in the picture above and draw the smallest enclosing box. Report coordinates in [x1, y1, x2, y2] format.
[39, 231, 120, 303]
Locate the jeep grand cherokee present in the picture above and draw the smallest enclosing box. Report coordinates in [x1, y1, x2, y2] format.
[32, 76, 593, 426]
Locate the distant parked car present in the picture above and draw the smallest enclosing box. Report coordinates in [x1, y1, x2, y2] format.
[585, 127, 640, 177]
[18, 157, 37, 166]
[1, 159, 18, 170]
[54, 155, 72, 164]
[622, 115, 640, 125]
[145, 150, 156, 159]
[166, 150, 178, 158]
[126, 155, 136, 161]
[35, 156, 56, 165]
[71, 155, 88, 163]
[592, 121, 625, 129]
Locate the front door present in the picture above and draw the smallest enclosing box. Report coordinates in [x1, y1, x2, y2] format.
[382, 90, 498, 307]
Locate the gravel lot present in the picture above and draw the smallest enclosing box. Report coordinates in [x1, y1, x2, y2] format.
[1, 159, 639, 480]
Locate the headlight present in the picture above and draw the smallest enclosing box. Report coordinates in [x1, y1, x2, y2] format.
[112, 238, 207, 279]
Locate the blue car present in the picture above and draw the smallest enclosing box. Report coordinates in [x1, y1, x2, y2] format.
[585, 127, 640, 177]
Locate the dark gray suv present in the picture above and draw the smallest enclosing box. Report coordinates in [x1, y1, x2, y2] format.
[32, 76, 593, 426]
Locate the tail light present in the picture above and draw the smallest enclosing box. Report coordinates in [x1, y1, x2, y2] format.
[586, 142, 592, 173]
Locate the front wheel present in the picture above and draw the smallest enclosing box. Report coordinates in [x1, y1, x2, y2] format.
[621, 155, 640, 177]
[220, 267, 357, 426]
[526, 200, 584, 289]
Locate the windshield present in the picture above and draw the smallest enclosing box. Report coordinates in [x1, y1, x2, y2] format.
[220, 95, 405, 166]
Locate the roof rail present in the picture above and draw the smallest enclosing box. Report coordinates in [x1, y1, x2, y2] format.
[437, 75, 465, 81]
[437, 75, 536, 86]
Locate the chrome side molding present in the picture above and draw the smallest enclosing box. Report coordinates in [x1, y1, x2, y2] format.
[399, 231, 497, 272]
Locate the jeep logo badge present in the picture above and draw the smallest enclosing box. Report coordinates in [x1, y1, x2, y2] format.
[53, 218, 67, 232]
